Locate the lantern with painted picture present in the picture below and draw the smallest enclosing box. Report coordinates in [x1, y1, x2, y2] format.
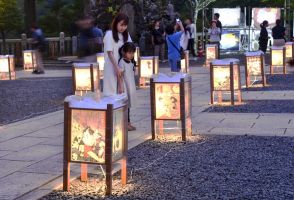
[96, 53, 104, 77]
[72, 63, 100, 96]
[23, 50, 37, 71]
[245, 51, 266, 88]
[180, 50, 190, 73]
[205, 44, 219, 66]
[150, 73, 192, 141]
[63, 93, 128, 195]
[285, 42, 294, 61]
[134, 47, 140, 65]
[138, 56, 159, 87]
[0, 55, 16, 80]
[270, 46, 286, 74]
[210, 59, 241, 105]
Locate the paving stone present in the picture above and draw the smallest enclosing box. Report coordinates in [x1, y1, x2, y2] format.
[0, 136, 45, 151]
[0, 160, 32, 179]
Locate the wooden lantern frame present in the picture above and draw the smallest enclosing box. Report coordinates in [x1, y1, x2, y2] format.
[285, 42, 294, 61]
[244, 52, 266, 88]
[72, 63, 100, 95]
[205, 44, 219, 67]
[63, 101, 128, 195]
[23, 50, 37, 71]
[134, 47, 140, 66]
[150, 75, 192, 141]
[210, 60, 242, 105]
[181, 50, 190, 73]
[0, 55, 16, 80]
[270, 46, 286, 74]
[96, 53, 105, 77]
[138, 56, 159, 87]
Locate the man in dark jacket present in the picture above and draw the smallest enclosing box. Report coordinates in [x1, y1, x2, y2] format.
[272, 19, 286, 46]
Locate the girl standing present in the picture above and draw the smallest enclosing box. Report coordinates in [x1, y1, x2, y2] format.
[103, 13, 132, 96]
[118, 42, 137, 131]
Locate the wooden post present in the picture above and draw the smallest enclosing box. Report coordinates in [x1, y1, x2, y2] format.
[245, 56, 249, 88]
[63, 102, 71, 191]
[72, 67, 76, 95]
[261, 55, 266, 86]
[270, 49, 273, 74]
[60, 32, 65, 56]
[90, 64, 95, 92]
[180, 78, 186, 141]
[230, 62, 235, 105]
[150, 78, 156, 140]
[8, 56, 11, 80]
[210, 63, 214, 104]
[283, 47, 287, 74]
[21, 33, 27, 50]
[105, 104, 114, 195]
[121, 105, 128, 185]
[80, 164, 88, 181]
[72, 36, 78, 56]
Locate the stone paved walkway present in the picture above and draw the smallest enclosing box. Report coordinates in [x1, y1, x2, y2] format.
[1, 62, 294, 199]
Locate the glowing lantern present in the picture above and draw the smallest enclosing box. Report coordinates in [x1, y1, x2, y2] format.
[205, 44, 219, 66]
[72, 63, 100, 96]
[23, 50, 37, 71]
[180, 50, 190, 73]
[134, 47, 140, 65]
[0, 55, 16, 80]
[96, 53, 104, 77]
[245, 51, 266, 87]
[210, 59, 241, 105]
[285, 42, 294, 61]
[270, 46, 286, 74]
[63, 93, 128, 195]
[138, 56, 159, 87]
[150, 73, 192, 141]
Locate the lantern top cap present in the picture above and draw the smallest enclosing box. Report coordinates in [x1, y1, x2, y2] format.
[96, 53, 104, 56]
[212, 58, 239, 65]
[206, 44, 218, 47]
[65, 93, 127, 109]
[286, 42, 294, 45]
[245, 51, 264, 56]
[271, 46, 284, 50]
[73, 63, 98, 68]
[152, 72, 189, 83]
[140, 56, 159, 60]
[0, 55, 14, 58]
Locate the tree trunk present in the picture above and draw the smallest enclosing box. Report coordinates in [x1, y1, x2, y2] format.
[120, 3, 136, 39]
[24, 0, 36, 34]
[194, 9, 199, 52]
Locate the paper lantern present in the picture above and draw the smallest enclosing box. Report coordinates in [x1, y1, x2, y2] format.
[0, 55, 16, 80]
[245, 51, 266, 87]
[134, 47, 140, 65]
[285, 42, 294, 61]
[63, 94, 128, 195]
[72, 63, 100, 96]
[23, 50, 37, 71]
[180, 50, 190, 73]
[210, 59, 241, 105]
[205, 44, 219, 67]
[138, 56, 159, 87]
[96, 53, 104, 77]
[150, 73, 192, 141]
[270, 46, 286, 74]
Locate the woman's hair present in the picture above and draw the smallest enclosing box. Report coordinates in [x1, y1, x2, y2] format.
[111, 13, 129, 43]
[261, 20, 269, 27]
[119, 42, 136, 63]
[211, 20, 217, 26]
[165, 23, 175, 35]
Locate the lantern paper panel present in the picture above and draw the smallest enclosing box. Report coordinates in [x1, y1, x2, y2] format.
[155, 83, 180, 120]
[96, 53, 105, 71]
[75, 68, 92, 91]
[0, 55, 16, 80]
[23, 50, 37, 70]
[271, 49, 284, 66]
[134, 47, 140, 64]
[70, 109, 106, 164]
[247, 56, 262, 76]
[154, 120, 183, 135]
[207, 46, 217, 60]
[286, 42, 293, 59]
[112, 107, 124, 162]
[140, 57, 159, 78]
[213, 65, 239, 91]
[184, 81, 191, 118]
[0, 56, 9, 73]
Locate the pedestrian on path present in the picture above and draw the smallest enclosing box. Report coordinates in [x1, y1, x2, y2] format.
[185, 18, 197, 58]
[272, 19, 286, 46]
[103, 13, 132, 96]
[31, 24, 45, 74]
[151, 19, 166, 62]
[165, 20, 185, 72]
[118, 42, 137, 131]
[180, 23, 191, 51]
[259, 20, 269, 53]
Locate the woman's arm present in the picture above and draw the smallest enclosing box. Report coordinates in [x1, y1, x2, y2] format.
[107, 51, 121, 77]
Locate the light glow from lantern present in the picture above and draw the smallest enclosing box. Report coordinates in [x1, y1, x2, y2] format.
[75, 68, 92, 91]
[272, 50, 283, 66]
[0, 56, 9, 73]
[247, 57, 262, 76]
[286, 44, 293, 58]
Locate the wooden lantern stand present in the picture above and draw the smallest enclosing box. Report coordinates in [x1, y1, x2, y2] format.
[138, 56, 158, 88]
[205, 44, 219, 67]
[0, 55, 15, 80]
[270, 46, 286, 75]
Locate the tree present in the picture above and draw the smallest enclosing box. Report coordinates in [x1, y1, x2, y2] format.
[24, 0, 36, 34]
[0, 0, 22, 54]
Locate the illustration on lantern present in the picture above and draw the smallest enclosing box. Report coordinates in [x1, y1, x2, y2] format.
[155, 83, 180, 119]
[272, 50, 284, 66]
[213, 67, 230, 90]
[247, 57, 262, 76]
[71, 109, 106, 163]
[141, 60, 152, 77]
[112, 108, 124, 161]
[74, 68, 92, 91]
[207, 46, 217, 60]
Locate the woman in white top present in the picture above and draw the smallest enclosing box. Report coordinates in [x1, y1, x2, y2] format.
[103, 13, 132, 96]
[208, 20, 221, 44]
[180, 23, 191, 51]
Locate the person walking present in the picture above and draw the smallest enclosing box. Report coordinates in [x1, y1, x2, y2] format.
[185, 18, 197, 58]
[180, 23, 191, 51]
[259, 20, 269, 53]
[103, 13, 132, 96]
[213, 13, 222, 37]
[151, 19, 166, 62]
[165, 20, 184, 72]
[31, 24, 45, 74]
[272, 19, 286, 46]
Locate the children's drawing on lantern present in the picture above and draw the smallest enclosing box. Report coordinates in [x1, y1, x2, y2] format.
[247, 57, 261, 76]
[155, 84, 180, 119]
[112, 108, 124, 161]
[272, 50, 283, 66]
[75, 68, 92, 91]
[71, 110, 106, 163]
[214, 67, 230, 90]
[207, 47, 216, 60]
[141, 60, 153, 77]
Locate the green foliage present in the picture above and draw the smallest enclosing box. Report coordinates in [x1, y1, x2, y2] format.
[0, 0, 22, 36]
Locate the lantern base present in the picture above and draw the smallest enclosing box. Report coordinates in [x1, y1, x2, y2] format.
[211, 90, 242, 106]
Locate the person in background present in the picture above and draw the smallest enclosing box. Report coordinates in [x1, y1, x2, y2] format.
[180, 23, 191, 51]
[208, 20, 221, 45]
[31, 23, 45, 74]
[213, 13, 222, 38]
[272, 19, 286, 46]
[165, 19, 185, 72]
[259, 20, 269, 53]
[151, 19, 166, 62]
[118, 42, 137, 131]
[185, 18, 197, 58]
[92, 21, 104, 52]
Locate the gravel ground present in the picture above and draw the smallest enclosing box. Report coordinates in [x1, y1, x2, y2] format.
[0, 77, 72, 125]
[41, 135, 294, 200]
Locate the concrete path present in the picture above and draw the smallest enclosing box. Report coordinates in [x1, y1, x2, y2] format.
[1, 63, 294, 199]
